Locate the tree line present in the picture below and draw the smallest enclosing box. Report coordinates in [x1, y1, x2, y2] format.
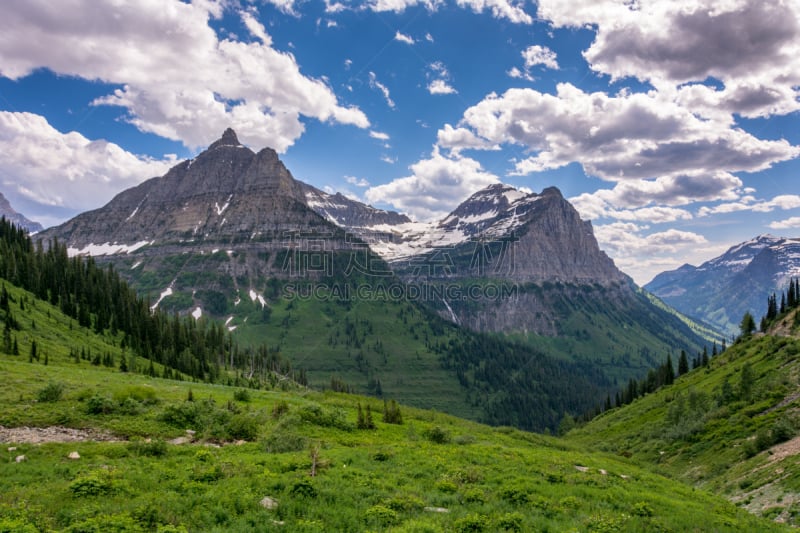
[0, 217, 303, 386]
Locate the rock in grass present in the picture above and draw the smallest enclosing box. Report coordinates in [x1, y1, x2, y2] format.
[15, 455, 26, 463]
[260, 496, 279, 510]
[68, 451, 80, 460]
[424, 507, 449, 513]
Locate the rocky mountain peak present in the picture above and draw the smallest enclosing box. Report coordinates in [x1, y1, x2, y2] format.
[207, 128, 241, 150]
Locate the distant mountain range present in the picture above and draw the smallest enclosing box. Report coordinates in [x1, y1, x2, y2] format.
[0, 192, 42, 233]
[37, 129, 707, 412]
[646, 234, 800, 336]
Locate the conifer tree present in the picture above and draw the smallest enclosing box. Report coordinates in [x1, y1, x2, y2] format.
[677, 350, 689, 376]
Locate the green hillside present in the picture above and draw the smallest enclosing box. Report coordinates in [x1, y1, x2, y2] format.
[567, 312, 800, 526]
[0, 285, 786, 532]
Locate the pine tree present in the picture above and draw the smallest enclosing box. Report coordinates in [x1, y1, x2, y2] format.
[701, 346, 709, 366]
[739, 312, 756, 337]
[29, 340, 37, 361]
[677, 350, 689, 376]
[12, 336, 18, 355]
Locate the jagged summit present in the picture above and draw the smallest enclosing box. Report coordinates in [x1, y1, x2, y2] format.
[37, 132, 325, 251]
[207, 128, 242, 150]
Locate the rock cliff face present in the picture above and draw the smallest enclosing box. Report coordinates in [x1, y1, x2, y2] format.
[646, 234, 800, 335]
[40, 129, 327, 250]
[0, 192, 43, 233]
[382, 184, 628, 286]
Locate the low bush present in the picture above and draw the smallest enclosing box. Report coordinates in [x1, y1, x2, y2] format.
[36, 382, 64, 403]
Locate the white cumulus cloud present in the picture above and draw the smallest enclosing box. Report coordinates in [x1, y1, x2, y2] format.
[394, 30, 415, 44]
[0, 112, 177, 227]
[365, 147, 499, 221]
[428, 79, 458, 95]
[0, 0, 369, 152]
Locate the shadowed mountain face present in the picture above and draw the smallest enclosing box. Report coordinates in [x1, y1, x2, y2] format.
[0, 192, 43, 233]
[646, 235, 800, 336]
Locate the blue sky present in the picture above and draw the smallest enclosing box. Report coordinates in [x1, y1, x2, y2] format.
[0, 0, 799, 284]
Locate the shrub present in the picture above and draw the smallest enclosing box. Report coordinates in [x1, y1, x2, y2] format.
[271, 400, 289, 419]
[36, 382, 64, 403]
[233, 389, 251, 403]
[500, 484, 530, 505]
[298, 403, 352, 430]
[364, 505, 399, 527]
[384, 495, 425, 513]
[64, 513, 142, 532]
[160, 401, 202, 428]
[631, 501, 654, 517]
[227, 413, 260, 441]
[497, 512, 524, 532]
[289, 479, 317, 499]
[69, 471, 115, 497]
[85, 394, 115, 415]
[435, 479, 458, 493]
[113, 385, 158, 405]
[454, 513, 489, 533]
[462, 488, 486, 503]
[423, 426, 450, 444]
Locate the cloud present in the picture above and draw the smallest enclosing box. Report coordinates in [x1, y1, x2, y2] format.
[369, 72, 396, 109]
[438, 84, 799, 183]
[769, 217, 800, 230]
[365, 147, 499, 220]
[394, 30, 415, 44]
[364, 0, 532, 23]
[0, 1, 369, 152]
[437, 124, 499, 153]
[536, 0, 800, 120]
[522, 45, 559, 70]
[698, 194, 800, 217]
[425, 32, 434, 42]
[428, 79, 457, 95]
[264, 0, 299, 16]
[345, 176, 370, 187]
[593, 222, 716, 284]
[381, 155, 398, 164]
[0, 112, 176, 226]
[369, 130, 390, 141]
[507, 66, 534, 81]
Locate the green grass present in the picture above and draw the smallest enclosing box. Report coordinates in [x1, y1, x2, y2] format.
[0, 355, 786, 532]
[567, 325, 800, 526]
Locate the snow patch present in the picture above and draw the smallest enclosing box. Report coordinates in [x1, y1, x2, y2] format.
[225, 316, 234, 326]
[131, 261, 142, 270]
[228, 325, 237, 332]
[257, 295, 266, 308]
[150, 287, 173, 311]
[249, 289, 257, 302]
[67, 241, 152, 257]
[215, 195, 233, 216]
[191, 307, 202, 319]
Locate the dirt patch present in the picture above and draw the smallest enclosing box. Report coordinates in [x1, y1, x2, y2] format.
[0, 426, 118, 444]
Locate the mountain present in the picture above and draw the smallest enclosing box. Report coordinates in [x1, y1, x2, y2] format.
[0, 191, 43, 233]
[568, 307, 800, 527]
[646, 234, 800, 336]
[37, 129, 706, 424]
[332, 183, 710, 380]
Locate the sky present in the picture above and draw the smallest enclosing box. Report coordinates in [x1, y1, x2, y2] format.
[0, 0, 799, 285]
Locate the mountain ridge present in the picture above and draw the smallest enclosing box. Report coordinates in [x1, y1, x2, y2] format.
[0, 192, 43, 233]
[646, 234, 800, 336]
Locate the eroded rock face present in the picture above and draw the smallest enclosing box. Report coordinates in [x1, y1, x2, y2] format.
[38, 128, 325, 249]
